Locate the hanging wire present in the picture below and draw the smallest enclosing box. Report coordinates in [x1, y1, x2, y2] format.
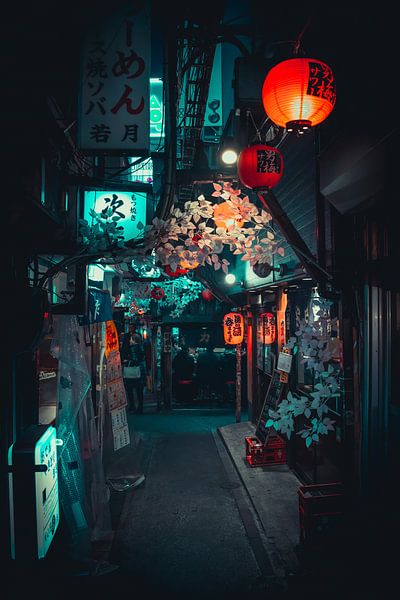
[293, 16, 313, 56]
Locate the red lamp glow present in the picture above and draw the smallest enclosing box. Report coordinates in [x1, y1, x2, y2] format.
[237, 144, 283, 190]
[202, 289, 214, 301]
[151, 287, 165, 301]
[164, 264, 189, 277]
[262, 58, 336, 134]
[260, 312, 276, 345]
[223, 312, 244, 345]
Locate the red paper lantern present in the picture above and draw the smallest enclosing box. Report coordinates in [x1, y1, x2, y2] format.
[151, 287, 165, 301]
[164, 264, 189, 277]
[262, 58, 336, 134]
[223, 312, 244, 345]
[237, 144, 283, 190]
[260, 312, 276, 345]
[202, 289, 214, 301]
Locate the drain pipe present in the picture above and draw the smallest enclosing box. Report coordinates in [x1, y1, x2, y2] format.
[157, 26, 177, 221]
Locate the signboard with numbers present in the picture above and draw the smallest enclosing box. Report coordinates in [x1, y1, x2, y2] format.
[78, 2, 150, 153]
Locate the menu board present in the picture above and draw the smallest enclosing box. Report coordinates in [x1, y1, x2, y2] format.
[255, 369, 287, 445]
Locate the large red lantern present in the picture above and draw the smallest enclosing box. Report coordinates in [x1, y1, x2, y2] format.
[223, 312, 244, 345]
[260, 312, 276, 345]
[262, 58, 336, 134]
[202, 289, 214, 301]
[237, 144, 283, 190]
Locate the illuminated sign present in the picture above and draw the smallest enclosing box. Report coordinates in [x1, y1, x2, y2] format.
[150, 78, 164, 140]
[8, 425, 59, 559]
[83, 189, 147, 243]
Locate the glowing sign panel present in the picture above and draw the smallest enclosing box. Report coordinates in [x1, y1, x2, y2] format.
[83, 190, 147, 243]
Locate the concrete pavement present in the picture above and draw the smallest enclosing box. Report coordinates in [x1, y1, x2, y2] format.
[217, 420, 301, 578]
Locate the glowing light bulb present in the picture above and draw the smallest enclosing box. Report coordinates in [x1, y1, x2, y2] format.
[221, 149, 238, 165]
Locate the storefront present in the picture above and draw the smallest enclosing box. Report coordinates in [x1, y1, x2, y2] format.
[251, 282, 344, 485]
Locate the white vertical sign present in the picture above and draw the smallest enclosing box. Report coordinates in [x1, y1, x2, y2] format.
[78, 3, 150, 153]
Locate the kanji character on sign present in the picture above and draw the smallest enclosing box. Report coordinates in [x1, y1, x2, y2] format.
[90, 124, 111, 142]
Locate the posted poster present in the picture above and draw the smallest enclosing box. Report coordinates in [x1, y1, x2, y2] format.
[106, 350, 127, 412]
[111, 407, 130, 451]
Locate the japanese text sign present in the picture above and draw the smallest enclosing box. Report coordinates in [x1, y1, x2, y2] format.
[78, 3, 150, 153]
[83, 189, 147, 242]
[223, 312, 244, 345]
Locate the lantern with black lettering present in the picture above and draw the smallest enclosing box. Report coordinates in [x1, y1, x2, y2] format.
[262, 58, 336, 134]
[223, 312, 244, 345]
[260, 312, 276, 345]
[237, 144, 283, 191]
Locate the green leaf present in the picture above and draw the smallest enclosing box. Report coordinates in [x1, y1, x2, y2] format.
[265, 419, 274, 427]
[306, 436, 312, 448]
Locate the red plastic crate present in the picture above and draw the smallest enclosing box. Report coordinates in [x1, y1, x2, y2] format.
[298, 482, 343, 542]
[245, 434, 287, 467]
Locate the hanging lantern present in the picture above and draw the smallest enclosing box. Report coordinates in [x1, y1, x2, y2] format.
[151, 287, 165, 301]
[202, 289, 214, 301]
[237, 144, 283, 190]
[262, 58, 336, 134]
[213, 202, 244, 229]
[164, 264, 189, 277]
[260, 312, 276, 345]
[137, 308, 145, 315]
[223, 312, 244, 345]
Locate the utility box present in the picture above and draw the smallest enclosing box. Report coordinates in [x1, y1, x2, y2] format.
[8, 424, 60, 560]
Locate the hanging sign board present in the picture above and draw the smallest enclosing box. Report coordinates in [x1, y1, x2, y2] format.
[277, 350, 292, 373]
[78, 3, 150, 153]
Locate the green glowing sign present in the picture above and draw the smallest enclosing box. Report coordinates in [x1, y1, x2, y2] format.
[83, 190, 147, 243]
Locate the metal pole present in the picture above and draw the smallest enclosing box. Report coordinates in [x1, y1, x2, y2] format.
[236, 342, 242, 423]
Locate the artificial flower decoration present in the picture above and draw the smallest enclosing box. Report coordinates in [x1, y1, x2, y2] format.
[143, 182, 284, 274]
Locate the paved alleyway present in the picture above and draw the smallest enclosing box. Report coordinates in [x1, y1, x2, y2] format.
[106, 402, 281, 599]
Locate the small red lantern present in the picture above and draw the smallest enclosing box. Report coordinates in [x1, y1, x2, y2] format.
[223, 312, 244, 345]
[262, 58, 336, 134]
[237, 144, 283, 190]
[164, 264, 189, 277]
[260, 312, 276, 345]
[151, 287, 165, 301]
[202, 289, 214, 301]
